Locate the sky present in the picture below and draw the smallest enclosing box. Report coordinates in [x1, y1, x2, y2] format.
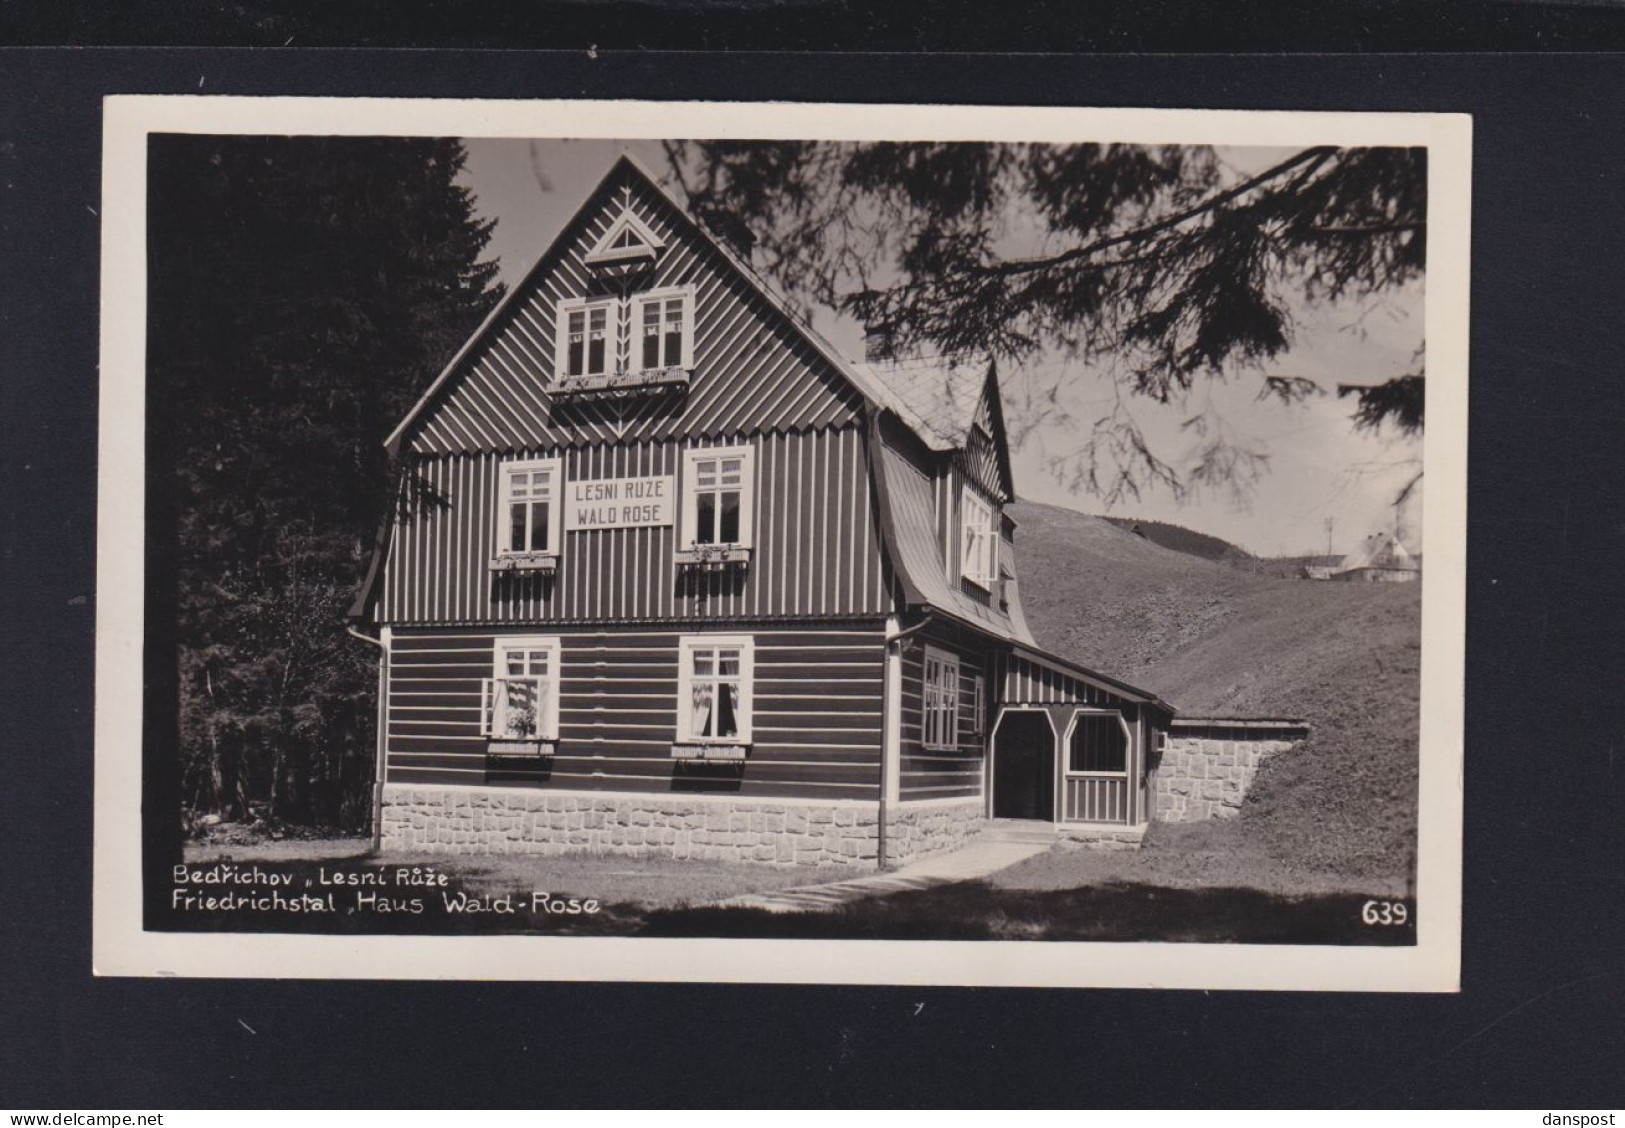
[459, 137, 1425, 558]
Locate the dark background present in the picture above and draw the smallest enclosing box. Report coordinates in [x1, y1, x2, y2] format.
[3, 39, 1623, 1108]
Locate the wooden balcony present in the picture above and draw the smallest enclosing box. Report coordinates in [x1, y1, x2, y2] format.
[551, 365, 691, 398]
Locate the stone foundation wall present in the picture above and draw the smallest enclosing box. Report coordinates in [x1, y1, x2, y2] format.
[383, 786, 993, 869]
[885, 798, 985, 867]
[1153, 722, 1307, 822]
[382, 785, 882, 868]
[1056, 822, 1147, 851]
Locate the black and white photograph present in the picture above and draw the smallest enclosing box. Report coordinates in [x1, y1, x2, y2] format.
[94, 98, 1468, 987]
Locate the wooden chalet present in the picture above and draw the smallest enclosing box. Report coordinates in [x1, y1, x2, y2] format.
[350, 155, 1179, 868]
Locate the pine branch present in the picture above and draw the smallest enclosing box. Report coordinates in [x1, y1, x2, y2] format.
[982, 147, 1339, 279]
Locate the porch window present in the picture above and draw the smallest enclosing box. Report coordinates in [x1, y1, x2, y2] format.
[630, 287, 695, 373]
[495, 457, 563, 567]
[970, 673, 987, 735]
[555, 297, 618, 380]
[677, 635, 754, 744]
[962, 486, 999, 589]
[483, 637, 561, 743]
[679, 446, 754, 559]
[1068, 713, 1128, 774]
[922, 645, 960, 750]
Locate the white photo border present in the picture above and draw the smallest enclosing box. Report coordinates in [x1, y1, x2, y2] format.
[94, 96, 1469, 989]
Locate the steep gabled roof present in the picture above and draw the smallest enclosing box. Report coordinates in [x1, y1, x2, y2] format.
[868, 412, 1036, 648]
[856, 354, 1018, 500]
[853, 354, 987, 450]
[383, 153, 932, 457]
[1336, 531, 1418, 574]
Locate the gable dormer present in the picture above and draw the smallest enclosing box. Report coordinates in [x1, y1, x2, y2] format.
[387, 157, 870, 453]
[581, 207, 665, 275]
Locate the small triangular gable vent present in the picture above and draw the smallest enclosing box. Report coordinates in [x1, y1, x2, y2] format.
[584, 209, 665, 270]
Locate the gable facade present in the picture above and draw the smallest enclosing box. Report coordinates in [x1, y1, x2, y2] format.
[359, 156, 1175, 869]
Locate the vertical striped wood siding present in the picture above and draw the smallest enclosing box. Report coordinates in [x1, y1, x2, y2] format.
[996, 652, 1137, 709]
[378, 425, 893, 625]
[386, 624, 885, 799]
[1063, 776, 1130, 823]
[898, 627, 996, 800]
[993, 656, 1149, 824]
[405, 170, 863, 456]
[958, 407, 1007, 502]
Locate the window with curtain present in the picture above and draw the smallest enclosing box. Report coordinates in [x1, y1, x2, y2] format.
[634, 290, 692, 372]
[556, 298, 617, 379]
[678, 636, 754, 744]
[483, 638, 560, 741]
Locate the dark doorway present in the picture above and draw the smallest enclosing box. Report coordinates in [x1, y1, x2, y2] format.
[992, 710, 1055, 820]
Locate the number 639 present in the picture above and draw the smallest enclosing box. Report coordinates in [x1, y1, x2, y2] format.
[1361, 899, 1409, 926]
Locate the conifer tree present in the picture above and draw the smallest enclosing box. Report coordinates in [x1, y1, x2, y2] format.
[148, 135, 504, 831]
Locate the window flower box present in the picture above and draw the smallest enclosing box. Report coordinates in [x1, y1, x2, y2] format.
[489, 552, 558, 573]
[670, 743, 750, 762]
[487, 740, 557, 759]
[552, 366, 691, 398]
[673, 544, 752, 568]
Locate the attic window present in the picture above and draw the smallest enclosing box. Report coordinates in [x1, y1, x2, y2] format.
[962, 486, 1000, 590]
[555, 298, 617, 381]
[584, 209, 665, 269]
[630, 287, 695, 374]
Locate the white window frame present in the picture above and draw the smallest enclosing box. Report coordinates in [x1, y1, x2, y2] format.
[554, 296, 620, 381]
[921, 644, 961, 751]
[495, 456, 564, 562]
[961, 485, 1000, 589]
[971, 673, 987, 736]
[680, 445, 755, 552]
[483, 636, 562, 742]
[627, 285, 696, 374]
[1062, 709, 1133, 779]
[676, 634, 755, 746]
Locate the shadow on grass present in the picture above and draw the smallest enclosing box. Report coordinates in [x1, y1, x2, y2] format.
[642, 880, 1417, 945]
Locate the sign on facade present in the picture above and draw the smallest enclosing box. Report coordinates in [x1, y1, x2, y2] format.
[564, 475, 675, 531]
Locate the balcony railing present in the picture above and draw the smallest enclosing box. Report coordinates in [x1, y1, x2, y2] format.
[1063, 775, 1130, 823]
[551, 365, 691, 398]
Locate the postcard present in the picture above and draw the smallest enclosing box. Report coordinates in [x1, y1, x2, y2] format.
[94, 96, 1467, 988]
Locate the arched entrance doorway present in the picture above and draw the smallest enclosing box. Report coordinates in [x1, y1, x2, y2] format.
[991, 709, 1056, 820]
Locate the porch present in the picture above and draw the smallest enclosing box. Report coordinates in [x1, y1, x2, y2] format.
[986, 703, 1154, 829]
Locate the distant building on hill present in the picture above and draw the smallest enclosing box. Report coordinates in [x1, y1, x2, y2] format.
[1326, 532, 1420, 583]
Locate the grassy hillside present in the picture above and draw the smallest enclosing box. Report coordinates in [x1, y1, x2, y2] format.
[1011, 500, 1421, 888]
[1100, 515, 1250, 561]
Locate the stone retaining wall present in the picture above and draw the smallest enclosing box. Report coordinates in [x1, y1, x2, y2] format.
[382, 786, 992, 869]
[1153, 721, 1308, 822]
[884, 798, 985, 867]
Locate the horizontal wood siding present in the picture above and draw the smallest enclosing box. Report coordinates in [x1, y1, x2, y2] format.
[385, 624, 885, 800]
[378, 425, 891, 625]
[407, 172, 863, 456]
[899, 627, 997, 800]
